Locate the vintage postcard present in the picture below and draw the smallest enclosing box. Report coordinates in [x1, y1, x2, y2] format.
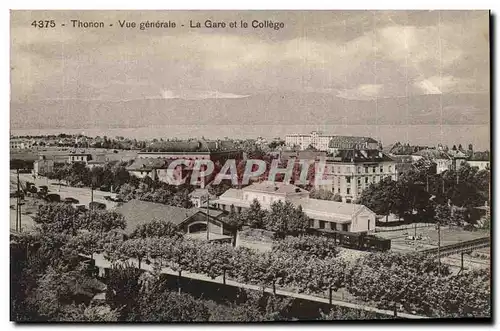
[10, 10, 490, 322]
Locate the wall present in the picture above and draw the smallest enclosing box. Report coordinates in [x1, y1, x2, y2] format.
[467, 161, 490, 171]
[319, 160, 396, 203]
[350, 207, 375, 232]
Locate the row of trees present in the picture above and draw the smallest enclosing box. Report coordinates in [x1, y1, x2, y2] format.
[46, 161, 132, 191]
[358, 163, 490, 225]
[100, 232, 490, 318]
[10, 203, 374, 321]
[45, 161, 195, 208]
[12, 203, 491, 320]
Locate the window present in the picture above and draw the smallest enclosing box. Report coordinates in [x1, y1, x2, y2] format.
[389, 166, 392, 172]
[244, 194, 248, 200]
[346, 176, 351, 184]
[337, 188, 340, 193]
[365, 167, 368, 173]
[309, 219, 314, 228]
[380, 166, 383, 173]
[358, 167, 361, 173]
[346, 188, 351, 195]
[373, 166, 376, 173]
[319, 221, 326, 229]
[357, 178, 361, 185]
[365, 177, 368, 183]
[342, 224, 349, 231]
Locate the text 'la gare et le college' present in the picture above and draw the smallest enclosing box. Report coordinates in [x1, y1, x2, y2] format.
[31, 19, 286, 31]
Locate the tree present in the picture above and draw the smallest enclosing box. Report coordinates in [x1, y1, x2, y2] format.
[245, 199, 267, 229]
[263, 200, 309, 235]
[137, 284, 210, 322]
[357, 177, 401, 221]
[435, 204, 452, 225]
[223, 206, 246, 246]
[105, 263, 143, 320]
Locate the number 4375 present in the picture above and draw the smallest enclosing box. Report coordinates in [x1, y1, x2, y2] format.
[31, 20, 56, 28]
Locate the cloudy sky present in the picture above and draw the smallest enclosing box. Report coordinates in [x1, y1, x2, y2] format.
[10, 10, 490, 147]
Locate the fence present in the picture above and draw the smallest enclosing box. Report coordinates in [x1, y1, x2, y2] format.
[422, 236, 490, 258]
[375, 223, 435, 233]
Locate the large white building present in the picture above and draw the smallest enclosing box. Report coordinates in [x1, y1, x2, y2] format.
[214, 181, 376, 233]
[10, 138, 35, 150]
[285, 131, 335, 151]
[285, 132, 381, 153]
[319, 149, 397, 203]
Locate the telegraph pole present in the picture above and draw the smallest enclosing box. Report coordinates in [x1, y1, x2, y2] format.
[206, 194, 210, 241]
[437, 221, 441, 277]
[15, 171, 19, 232]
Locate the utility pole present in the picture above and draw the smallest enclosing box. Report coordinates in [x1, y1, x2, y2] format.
[437, 221, 441, 277]
[206, 194, 210, 241]
[15, 169, 19, 232]
[426, 175, 429, 193]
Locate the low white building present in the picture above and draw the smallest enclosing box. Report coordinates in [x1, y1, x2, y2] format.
[214, 181, 375, 233]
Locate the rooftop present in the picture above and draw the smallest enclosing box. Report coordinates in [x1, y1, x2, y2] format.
[327, 149, 394, 163]
[140, 140, 239, 153]
[242, 181, 310, 195]
[116, 199, 224, 234]
[328, 136, 378, 148]
[126, 158, 170, 171]
[215, 188, 373, 223]
[413, 149, 451, 160]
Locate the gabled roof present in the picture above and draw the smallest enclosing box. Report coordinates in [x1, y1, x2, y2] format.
[292, 198, 370, 222]
[126, 158, 170, 171]
[413, 149, 451, 160]
[116, 199, 223, 234]
[328, 136, 378, 148]
[242, 181, 310, 196]
[215, 188, 374, 223]
[470, 151, 490, 161]
[328, 149, 394, 163]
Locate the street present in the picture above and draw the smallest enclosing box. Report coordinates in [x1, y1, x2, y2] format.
[10, 170, 118, 210]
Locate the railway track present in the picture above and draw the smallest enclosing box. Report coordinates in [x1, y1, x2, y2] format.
[421, 237, 490, 258]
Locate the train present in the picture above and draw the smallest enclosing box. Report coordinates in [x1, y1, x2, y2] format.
[305, 228, 391, 252]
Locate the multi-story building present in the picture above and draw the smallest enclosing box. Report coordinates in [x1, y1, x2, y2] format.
[10, 138, 35, 150]
[412, 149, 469, 174]
[33, 157, 54, 176]
[467, 151, 490, 171]
[285, 132, 381, 153]
[318, 149, 397, 203]
[285, 131, 334, 151]
[214, 181, 376, 233]
[327, 136, 380, 155]
[67, 152, 93, 164]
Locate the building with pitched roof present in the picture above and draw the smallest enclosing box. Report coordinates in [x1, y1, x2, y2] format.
[467, 151, 490, 171]
[285, 132, 381, 152]
[213, 181, 375, 233]
[115, 199, 231, 238]
[319, 149, 397, 203]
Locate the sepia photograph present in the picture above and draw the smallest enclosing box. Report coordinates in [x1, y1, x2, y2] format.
[9, 9, 491, 322]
